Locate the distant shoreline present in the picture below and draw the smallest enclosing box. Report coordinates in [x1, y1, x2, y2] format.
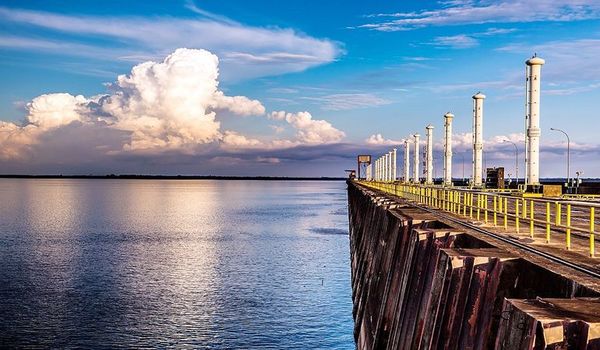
[0, 175, 346, 181]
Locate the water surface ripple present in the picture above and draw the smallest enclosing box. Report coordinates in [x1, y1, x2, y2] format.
[0, 179, 353, 349]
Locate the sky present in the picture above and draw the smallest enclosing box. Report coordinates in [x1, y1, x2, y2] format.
[1, 0, 600, 177]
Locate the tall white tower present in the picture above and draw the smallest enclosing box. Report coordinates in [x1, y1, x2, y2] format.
[404, 139, 410, 182]
[392, 148, 397, 181]
[472, 92, 486, 187]
[444, 112, 454, 186]
[526, 56, 544, 185]
[425, 125, 434, 184]
[386, 153, 391, 181]
[387, 151, 392, 181]
[413, 133, 420, 183]
[383, 154, 388, 181]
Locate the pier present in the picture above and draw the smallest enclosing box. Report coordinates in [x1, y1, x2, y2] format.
[347, 181, 600, 349]
[347, 55, 600, 349]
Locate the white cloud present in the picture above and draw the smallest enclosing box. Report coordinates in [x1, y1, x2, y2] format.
[0, 48, 349, 163]
[26, 93, 88, 128]
[221, 131, 263, 149]
[269, 111, 345, 144]
[0, 48, 270, 157]
[431, 34, 479, 49]
[0, 6, 342, 80]
[365, 134, 403, 146]
[211, 91, 266, 116]
[303, 93, 392, 111]
[359, 1, 600, 31]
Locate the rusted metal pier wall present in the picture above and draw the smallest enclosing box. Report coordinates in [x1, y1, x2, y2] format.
[347, 181, 600, 349]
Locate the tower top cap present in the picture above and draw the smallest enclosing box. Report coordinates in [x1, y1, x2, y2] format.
[526, 56, 545, 66]
[426, 124, 434, 129]
[472, 92, 486, 99]
[444, 112, 454, 118]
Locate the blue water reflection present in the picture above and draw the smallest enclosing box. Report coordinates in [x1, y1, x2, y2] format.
[0, 179, 353, 348]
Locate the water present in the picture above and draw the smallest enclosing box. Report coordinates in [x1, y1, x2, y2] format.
[0, 179, 353, 349]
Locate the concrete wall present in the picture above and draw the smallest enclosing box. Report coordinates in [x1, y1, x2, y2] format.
[347, 182, 600, 349]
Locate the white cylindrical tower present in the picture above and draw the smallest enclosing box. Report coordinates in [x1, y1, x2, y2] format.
[392, 148, 397, 181]
[384, 153, 390, 181]
[444, 112, 454, 186]
[388, 151, 393, 181]
[404, 139, 410, 183]
[472, 92, 486, 187]
[526, 56, 544, 185]
[425, 125, 434, 184]
[376, 158, 379, 181]
[413, 133, 420, 183]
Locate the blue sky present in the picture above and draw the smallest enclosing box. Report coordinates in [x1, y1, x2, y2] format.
[1, 0, 600, 176]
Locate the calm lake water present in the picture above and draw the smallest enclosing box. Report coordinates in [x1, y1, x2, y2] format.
[0, 179, 353, 349]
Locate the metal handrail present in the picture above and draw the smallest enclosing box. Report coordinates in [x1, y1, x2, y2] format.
[356, 180, 597, 258]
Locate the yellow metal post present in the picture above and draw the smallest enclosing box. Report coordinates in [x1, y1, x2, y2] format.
[590, 207, 595, 258]
[515, 199, 520, 233]
[566, 204, 571, 250]
[556, 202, 561, 226]
[477, 194, 481, 221]
[529, 200, 534, 238]
[546, 202, 550, 243]
[523, 198, 527, 219]
[468, 193, 471, 218]
[493, 196, 497, 226]
[484, 194, 489, 224]
[503, 197, 508, 230]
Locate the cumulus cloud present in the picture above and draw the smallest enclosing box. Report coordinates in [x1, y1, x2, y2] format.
[269, 111, 345, 144]
[365, 134, 404, 146]
[0, 48, 271, 158]
[0, 48, 350, 171]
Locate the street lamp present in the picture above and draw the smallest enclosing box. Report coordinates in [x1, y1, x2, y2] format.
[503, 139, 518, 186]
[550, 127, 570, 192]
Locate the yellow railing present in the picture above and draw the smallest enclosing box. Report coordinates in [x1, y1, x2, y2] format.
[357, 180, 598, 258]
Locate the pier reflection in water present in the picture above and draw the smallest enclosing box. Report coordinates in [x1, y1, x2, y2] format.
[0, 179, 353, 349]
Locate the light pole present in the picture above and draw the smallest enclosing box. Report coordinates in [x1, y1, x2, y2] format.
[503, 139, 518, 186]
[550, 127, 570, 192]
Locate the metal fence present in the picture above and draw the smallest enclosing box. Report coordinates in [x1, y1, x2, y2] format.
[358, 181, 597, 258]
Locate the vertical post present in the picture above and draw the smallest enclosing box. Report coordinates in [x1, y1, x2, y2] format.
[546, 202, 551, 243]
[404, 139, 410, 183]
[516, 199, 520, 233]
[413, 133, 420, 183]
[388, 151, 393, 182]
[425, 125, 434, 185]
[493, 196, 497, 226]
[525, 55, 545, 185]
[444, 113, 454, 186]
[590, 207, 595, 258]
[504, 197, 508, 230]
[529, 200, 534, 238]
[469, 193, 473, 218]
[484, 194, 489, 223]
[556, 202, 561, 226]
[392, 148, 397, 182]
[566, 204, 571, 250]
[472, 92, 485, 187]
